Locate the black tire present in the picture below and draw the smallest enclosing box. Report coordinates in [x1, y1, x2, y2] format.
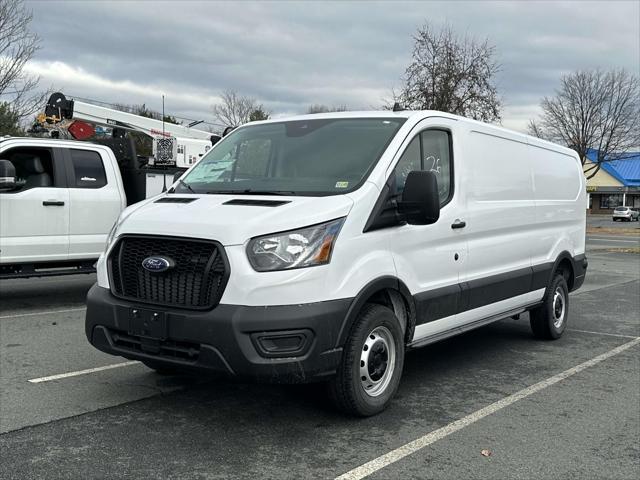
[142, 360, 180, 376]
[327, 304, 405, 416]
[530, 274, 569, 340]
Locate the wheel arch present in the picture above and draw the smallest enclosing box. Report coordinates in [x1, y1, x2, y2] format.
[336, 276, 416, 348]
[550, 251, 576, 292]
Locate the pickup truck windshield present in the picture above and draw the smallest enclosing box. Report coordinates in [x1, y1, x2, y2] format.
[176, 117, 405, 196]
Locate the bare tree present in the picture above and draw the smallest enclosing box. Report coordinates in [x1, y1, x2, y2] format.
[527, 119, 545, 139]
[529, 69, 639, 179]
[212, 90, 266, 128]
[395, 23, 501, 122]
[0, 0, 46, 130]
[306, 104, 348, 114]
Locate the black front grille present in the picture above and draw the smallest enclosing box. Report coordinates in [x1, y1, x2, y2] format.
[109, 235, 228, 309]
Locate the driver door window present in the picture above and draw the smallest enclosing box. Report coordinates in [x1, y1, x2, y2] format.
[393, 129, 453, 206]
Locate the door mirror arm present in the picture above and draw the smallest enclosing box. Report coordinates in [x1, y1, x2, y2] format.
[363, 178, 405, 232]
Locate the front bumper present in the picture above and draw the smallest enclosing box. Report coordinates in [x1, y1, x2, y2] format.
[85, 284, 351, 383]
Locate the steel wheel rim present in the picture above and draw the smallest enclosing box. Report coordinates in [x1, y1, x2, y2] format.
[552, 287, 566, 329]
[359, 326, 396, 397]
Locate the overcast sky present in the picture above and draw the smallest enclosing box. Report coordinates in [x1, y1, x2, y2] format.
[25, 0, 639, 132]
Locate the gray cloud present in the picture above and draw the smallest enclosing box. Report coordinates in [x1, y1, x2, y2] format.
[26, 0, 639, 131]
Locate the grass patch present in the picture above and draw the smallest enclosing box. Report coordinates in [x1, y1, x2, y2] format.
[587, 226, 640, 236]
[603, 247, 640, 254]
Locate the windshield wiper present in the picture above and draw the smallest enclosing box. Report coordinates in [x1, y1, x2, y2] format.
[177, 179, 196, 194]
[205, 189, 296, 196]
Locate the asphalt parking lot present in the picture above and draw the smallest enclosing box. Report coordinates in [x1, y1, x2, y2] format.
[1, 229, 638, 479]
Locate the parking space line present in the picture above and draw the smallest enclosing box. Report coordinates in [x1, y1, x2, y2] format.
[28, 361, 140, 383]
[0, 307, 86, 320]
[335, 337, 640, 480]
[568, 328, 639, 339]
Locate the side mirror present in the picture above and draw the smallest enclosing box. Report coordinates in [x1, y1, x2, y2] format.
[398, 171, 440, 225]
[173, 171, 184, 183]
[0, 159, 18, 191]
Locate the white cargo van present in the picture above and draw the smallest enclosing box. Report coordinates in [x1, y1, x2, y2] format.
[85, 111, 587, 416]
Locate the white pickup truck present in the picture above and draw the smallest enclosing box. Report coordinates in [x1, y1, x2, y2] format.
[0, 137, 127, 278]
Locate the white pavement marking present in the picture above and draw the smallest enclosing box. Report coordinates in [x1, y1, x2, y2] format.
[28, 361, 141, 383]
[568, 328, 640, 339]
[0, 307, 86, 320]
[335, 337, 640, 480]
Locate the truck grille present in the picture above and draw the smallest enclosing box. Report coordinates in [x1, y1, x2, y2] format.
[108, 235, 228, 310]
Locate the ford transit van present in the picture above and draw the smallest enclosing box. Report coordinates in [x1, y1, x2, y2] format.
[85, 111, 587, 416]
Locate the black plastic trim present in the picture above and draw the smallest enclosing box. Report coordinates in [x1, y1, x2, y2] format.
[85, 285, 350, 383]
[336, 276, 416, 347]
[107, 234, 230, 311]
[463, 266, 536, 312]
[414, 283, 461, 323]
[154, 197, 197, 204]
[223, 199, 291, 207]
[250, 329, 313, 358]
[0, 260, 96, 279]
[414, 261, 561, 326]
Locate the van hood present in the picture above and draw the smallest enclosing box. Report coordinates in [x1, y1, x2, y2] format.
[117, 194, 354, 246]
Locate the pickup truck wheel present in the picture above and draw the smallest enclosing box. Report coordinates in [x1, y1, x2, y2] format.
[141, 360, 180, 376]
[530, 274, 569, 340]
[328, 303, 404, 416]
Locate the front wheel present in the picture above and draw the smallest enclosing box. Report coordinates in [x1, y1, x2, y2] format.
[530, 274, 569, 339]
[328, 304, 405, 416]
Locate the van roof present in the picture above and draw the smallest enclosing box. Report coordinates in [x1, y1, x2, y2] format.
[247, 110, 578, 158]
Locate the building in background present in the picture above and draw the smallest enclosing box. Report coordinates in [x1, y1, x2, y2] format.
[584, 151, 640, 213]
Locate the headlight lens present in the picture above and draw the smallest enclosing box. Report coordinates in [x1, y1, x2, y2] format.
[247, 218, 345, 272]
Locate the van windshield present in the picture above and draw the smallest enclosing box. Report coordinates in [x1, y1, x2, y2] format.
[176, 118, 405, 196]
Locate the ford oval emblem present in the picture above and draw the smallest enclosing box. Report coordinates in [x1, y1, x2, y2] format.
[141, 256, 174, 273]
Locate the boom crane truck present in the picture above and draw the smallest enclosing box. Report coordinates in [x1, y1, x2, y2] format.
[0, 93, 220, 278]
[35, 92, 220, 202]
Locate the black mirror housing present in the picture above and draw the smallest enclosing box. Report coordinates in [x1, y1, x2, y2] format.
[398, 171, 440, 225]
[0, 159, 18, 191]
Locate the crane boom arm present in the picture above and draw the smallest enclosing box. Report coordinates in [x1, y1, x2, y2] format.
[43, 92, 215, 141]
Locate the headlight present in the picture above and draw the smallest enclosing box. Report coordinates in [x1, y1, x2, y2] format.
[247, 218, 345, 272]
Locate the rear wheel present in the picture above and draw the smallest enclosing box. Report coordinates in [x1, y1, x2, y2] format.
[328, 304, 404, 416]
[530, 274, 569, 339]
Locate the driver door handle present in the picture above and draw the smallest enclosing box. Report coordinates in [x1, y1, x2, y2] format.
[451, 219, 466, 229]
[42, 200, 65, 206]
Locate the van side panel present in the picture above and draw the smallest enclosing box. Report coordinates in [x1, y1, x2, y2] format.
[528, 140, 586, 268]
[464, 129, 535, 285]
